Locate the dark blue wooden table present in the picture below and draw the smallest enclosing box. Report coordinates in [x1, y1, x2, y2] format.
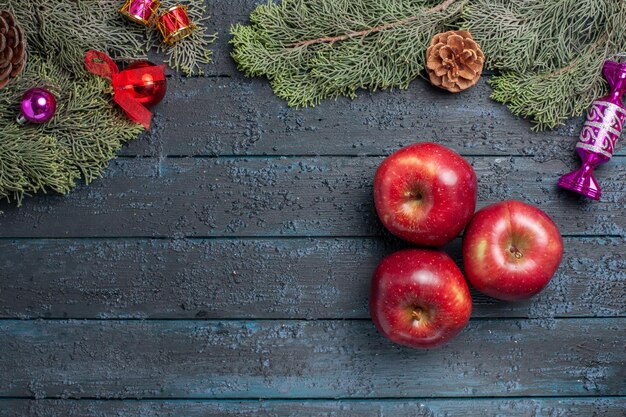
[1, 1, 625, 415]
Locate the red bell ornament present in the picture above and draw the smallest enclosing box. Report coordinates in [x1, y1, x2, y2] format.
[122, 61, 167, 107]
[85, 50, 166, 130]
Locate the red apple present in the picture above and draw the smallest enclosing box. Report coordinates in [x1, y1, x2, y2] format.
[374, 142, 477, 247]
[369, 249, 472, 349]
[462, 200, 563, 301]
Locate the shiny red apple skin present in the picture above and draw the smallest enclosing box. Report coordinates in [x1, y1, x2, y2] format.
[462, 200, 564, 301]
[369, 249, 472, 349]
[374, 142, 477, 247]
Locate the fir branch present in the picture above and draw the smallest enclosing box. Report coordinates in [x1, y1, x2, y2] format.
[231, 0, 465, 107]
[288, 0, 458, 47]
[0, 55, 142, 205]
[0, 0, 217, 205]
[3, 1, 146, 75]
[233, 0, 626, 129]
[463, 0, 625, 129]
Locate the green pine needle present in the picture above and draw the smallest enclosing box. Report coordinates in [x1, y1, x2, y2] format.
[231, 0, 464, 107]
[462, 0, 625, 130]
[0, 55, 143, 205]
[231, 0, 626, 129]
[0, 0, 216, 205]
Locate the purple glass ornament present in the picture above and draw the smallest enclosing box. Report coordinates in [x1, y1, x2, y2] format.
[558, 59, 626, 200]
[17, 87, 57, 124]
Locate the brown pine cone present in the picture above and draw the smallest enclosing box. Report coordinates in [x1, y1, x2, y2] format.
[0, 10, 26, 90]
[426, 30, 484, 93]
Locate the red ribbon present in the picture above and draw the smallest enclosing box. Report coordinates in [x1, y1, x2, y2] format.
[85, 50, 164, 130]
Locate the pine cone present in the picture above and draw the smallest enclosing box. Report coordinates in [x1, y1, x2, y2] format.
[0, 10, 26, 90]
[426, 30, 484, 93]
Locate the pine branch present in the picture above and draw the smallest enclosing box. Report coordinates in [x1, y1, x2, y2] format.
[288, 0, 458, 47]
[463, 0, 625, 129]
[232, 0, 626, 129]
[541, 34, 606, 80]
[0, 0, 216, 205]
[231, 0, 465, 107]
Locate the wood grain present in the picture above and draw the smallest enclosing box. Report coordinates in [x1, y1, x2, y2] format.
[0, 157, 623, 238]
[2, 398, 626, 417]
[1, 319, 624, 399]
[0, 237, 623, 319]
[138, 77, 598, 159]
[1, 0, 623, 412]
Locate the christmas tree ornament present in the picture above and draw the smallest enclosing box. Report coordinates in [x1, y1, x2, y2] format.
[17, 87, 56, 124]
[120, 0, 161, 26]
[0, 10, 26, 90]
[85, 50, 166, 130]
[426, 30, 484, 93]
[123, 61, 167, 107]
[157, 4, 196, 45]
[558, 59, 626, 201]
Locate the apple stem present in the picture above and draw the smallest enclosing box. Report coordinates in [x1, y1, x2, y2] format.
[411, 308, 423, 322]
[509, 246, 523, 259]
[404, 190, 423, 202]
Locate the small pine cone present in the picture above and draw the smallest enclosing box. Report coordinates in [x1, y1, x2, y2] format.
[0, 10, 27, 90]
[426, 30, 484, 93]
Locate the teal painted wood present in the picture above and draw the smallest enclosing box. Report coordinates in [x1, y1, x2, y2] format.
[2, 398, 626, 417]
[0, 237, 623, 319]
[1, 0, 624, 413]
[0, 319, 624, 399]
[0, 157, 624, 238]
[145, 76, 603, 159]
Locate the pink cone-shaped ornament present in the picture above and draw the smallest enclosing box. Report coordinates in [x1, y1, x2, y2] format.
[558, 59, 626, 200]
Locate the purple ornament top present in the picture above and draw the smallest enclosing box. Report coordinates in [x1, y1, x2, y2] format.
[18, 87, 57, 124]
[558, 59, 626, 200]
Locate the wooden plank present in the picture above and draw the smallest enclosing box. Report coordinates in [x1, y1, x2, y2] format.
[0, 237, 623, 319]
[148, 77, 595, 158]
[0, 319, 624, 398]
[0, 157, 623, 238]
[2, 398, 626, 417]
